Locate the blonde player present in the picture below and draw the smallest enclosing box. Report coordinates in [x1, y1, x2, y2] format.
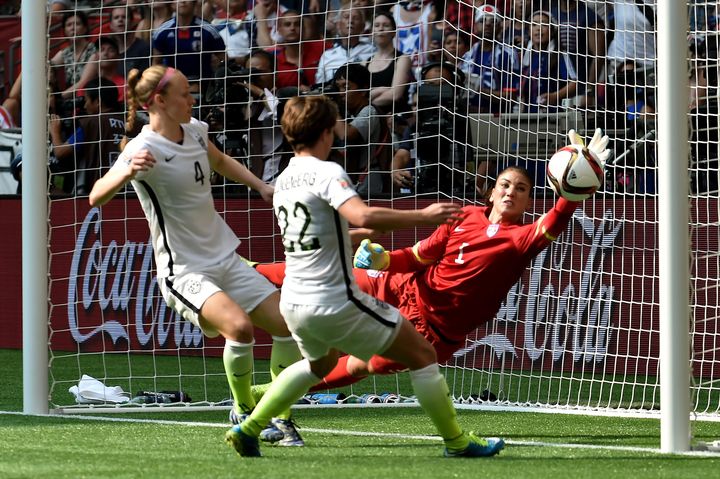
[224, 95, 505, 458]
[89, 65, 303, 444]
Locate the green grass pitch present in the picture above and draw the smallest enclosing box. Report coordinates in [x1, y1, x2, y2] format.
[3, 349, 720, 478]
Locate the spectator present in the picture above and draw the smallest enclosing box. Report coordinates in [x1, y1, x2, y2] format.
[518, 10, 578, 112]
[690, 33, 719, 194]
[152, 0, 226, 89]
[49, 77, 130, 196]
[1, 74, 21, 128]
[132, 0, 174, 43]
[362, 10, 413, 114]
[441, 0, 506, 39]
[48, 0, 70, 14]
[69, 7, 152, 100]
[212, 0, 254, 62]
[441, 28, 471, 67]
[548, 0, 606, 107]
[315, 5, 375, 84]
[501, 0, 532, 51]
[606, 0, 656, 75]
[392, 61, 471, 197]
[248, 0, 288, 49]
[103, 5, 152, 76]
[270, 10, 329, 90]
[333, 63, 390, 196]
[391, 0, 437, 68]
[50, 11, 98, 95]
[460, 4, 519, 114]
[245, 49, 291, 185]
[69, 37, 126, 103]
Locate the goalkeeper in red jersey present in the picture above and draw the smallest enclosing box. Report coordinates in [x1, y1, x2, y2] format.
[256, 129, 611, 391]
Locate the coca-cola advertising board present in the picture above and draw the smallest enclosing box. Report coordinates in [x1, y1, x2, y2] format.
[1, 197, 718, 377]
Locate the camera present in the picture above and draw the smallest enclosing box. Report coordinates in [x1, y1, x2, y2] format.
[203, 62, 256, 154]
[55, 95, 86, 133]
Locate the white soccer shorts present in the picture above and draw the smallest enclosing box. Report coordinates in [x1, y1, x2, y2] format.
[279, 290, 402, 361]
[159, 252, 277, 338]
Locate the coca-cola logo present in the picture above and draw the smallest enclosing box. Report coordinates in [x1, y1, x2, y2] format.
[455, 207, 622, 364]
[67, 208, 204, 349]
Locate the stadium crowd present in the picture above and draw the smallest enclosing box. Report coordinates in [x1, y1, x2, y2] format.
[0, 1, 717, 196]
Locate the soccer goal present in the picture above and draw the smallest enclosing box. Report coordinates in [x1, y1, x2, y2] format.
[17, 0, 709, 452]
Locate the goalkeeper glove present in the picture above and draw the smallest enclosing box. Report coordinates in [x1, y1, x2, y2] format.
[353, 239, 389, 270]
[566, 128, 612, 168]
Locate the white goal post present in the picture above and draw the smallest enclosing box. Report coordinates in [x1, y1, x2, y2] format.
[16, 0, 711, 454]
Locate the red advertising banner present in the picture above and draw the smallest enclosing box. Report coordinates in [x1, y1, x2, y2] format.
[1, 196, 718, 378]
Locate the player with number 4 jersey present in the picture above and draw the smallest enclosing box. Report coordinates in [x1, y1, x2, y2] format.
[89, 65, 303, 444]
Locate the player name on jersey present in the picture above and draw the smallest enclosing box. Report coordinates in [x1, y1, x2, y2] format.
[275, 171, 317, 191]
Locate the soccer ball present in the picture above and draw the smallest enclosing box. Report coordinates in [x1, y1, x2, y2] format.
[546, 145, 604, 201]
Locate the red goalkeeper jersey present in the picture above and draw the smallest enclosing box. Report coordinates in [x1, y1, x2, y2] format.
[391, 198, 577, 342]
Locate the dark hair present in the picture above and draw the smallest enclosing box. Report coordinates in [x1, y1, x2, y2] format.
[334, 63, 371, 89]
[248, 48, 276, 72]
[281, 95, 338, 151]
[96, 36, 120, 53]
[84, 77, 120, 111]
[373, 9, 396, 31]
[497, 166, 534, 188]
[63, 10, 89, 31]
[420, 61, 466, 85]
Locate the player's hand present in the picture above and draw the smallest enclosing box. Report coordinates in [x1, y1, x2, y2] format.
[353, 239, 389, 270]
[125, 149, 156, 178]
[392, 169, 413, 189]
[420, 202, 463, 225]
[567, 128, 611, 168]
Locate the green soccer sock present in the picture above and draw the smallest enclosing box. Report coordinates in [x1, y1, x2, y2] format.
[270, 336, 303, 420]
[223, 339, 256, 415]
[241, 359, 319, 437]
[250, 382, 271, 403]
[409, 363, 469, 451]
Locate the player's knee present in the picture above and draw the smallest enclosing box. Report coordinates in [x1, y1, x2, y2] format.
[217, 316, 254, 343]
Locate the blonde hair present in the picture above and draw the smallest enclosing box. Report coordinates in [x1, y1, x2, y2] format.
[121, 65, 172, 149]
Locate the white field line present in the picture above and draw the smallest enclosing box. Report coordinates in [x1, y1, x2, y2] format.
[1, 410, 720, 457]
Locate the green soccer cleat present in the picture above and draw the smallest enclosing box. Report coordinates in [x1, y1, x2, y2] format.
[225, 424, 262, 457]
[444, 433, 505, 458]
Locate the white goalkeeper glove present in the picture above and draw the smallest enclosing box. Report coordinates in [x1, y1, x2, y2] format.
[353, 239, 389, 270]
[566, 128, 612, 168]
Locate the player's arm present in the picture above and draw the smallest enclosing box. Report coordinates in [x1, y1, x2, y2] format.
[337, 195, 461, 231]
[207, 141, 274, 203]
[89, 149, 156, 207]
[529, 197, 579, 244]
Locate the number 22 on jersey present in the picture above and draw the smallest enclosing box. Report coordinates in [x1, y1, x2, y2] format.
[277, 201, 321, 253]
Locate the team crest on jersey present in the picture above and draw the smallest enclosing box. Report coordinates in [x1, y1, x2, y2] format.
[337, 178, 350, 189]
[487, 224, 500, 237]
[193, 133, 207, 151]
[187, 280, 202, 295]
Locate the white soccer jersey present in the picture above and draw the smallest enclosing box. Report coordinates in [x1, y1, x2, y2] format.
[111, 118, 240, 278]
[273, 156, 360, 305]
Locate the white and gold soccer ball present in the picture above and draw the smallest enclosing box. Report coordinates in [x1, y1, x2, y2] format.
[546, 144, 604, 201]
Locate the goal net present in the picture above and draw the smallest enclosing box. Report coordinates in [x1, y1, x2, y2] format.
[34, 0, 719, 419]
